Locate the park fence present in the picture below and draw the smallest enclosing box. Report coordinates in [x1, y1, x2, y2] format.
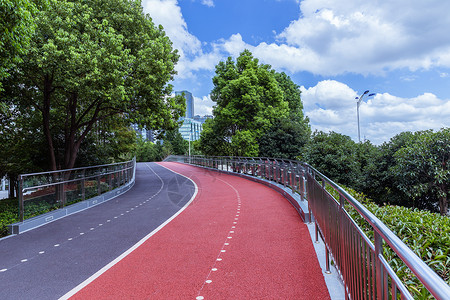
[164, 155, 450, 300]
[17, 158, 136, 222]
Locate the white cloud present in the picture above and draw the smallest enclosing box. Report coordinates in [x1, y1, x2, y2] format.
[209, 0, 450, 76]
[201, 0, 214, 7]
[142, 0, 205, 79]
[141, 0, 450, 144]
[142, 0, 450, 78]
[194, 95, 215, 116]
[301, 80, 450, 144]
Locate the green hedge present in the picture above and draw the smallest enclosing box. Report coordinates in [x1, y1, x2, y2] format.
[0, 183, 110, 238]
[0, 198, 19, 237]
[327, 186, 450, 299]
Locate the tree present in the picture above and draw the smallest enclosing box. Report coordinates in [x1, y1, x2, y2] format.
[0, 100, 47, 197]
[362, 132, 414, 206]
[258, 72, 310, 159]
[3, 0, 184, 171]
[0, 0, 44, 91]
[135, 138, 159, 162]
[200, 50, 312, 156]
[303, 131, 360, 187]
[394, 128, 449, 215]
[259, 117, 310, 159]
[163, 129, 188, 155]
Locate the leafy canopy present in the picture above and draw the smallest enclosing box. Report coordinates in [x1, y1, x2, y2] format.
[2, 0, 184, 170]
[0, 0, 45, 91]
[200, 49, 309, 157]
[394, 128, 449, 215]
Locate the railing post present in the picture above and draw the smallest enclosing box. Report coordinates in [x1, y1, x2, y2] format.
[315, 222, 319, 243]
[375, 231, 384, 300]
[97, 174, 101, 196]
[325, 246, 332, 274]
[109, 169, 113, 191]
[81, 169, 86, 201]
[60, 172, 66, 208]
[18, 175, 24, 222]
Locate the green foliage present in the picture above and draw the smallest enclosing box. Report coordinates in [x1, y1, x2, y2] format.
[394, 128, 449, 215]
[163, 129, 188, 155]
[327, 186, 450, 297]
[259, 117, 310, 159]
[359, 131, 414, 207]
[135, 138, 159, 162]
[76, 123, 137, 166]
[305, 129, 449, 215]
[135, 128, 188, 162]
[0, 0, 44, 90]
[2, 0, 183, 171]
[304, 131, 360, 187]
[231, 130, 259, 157]
[0, 198, 18, 237]
[200, 50, 309, 157]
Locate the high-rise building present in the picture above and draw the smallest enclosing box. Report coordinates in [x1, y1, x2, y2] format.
[178, 118, 202, 141]
[130, 124, 154, 142]
[193, 115, 213, 124]
[176, 90, 194, 118]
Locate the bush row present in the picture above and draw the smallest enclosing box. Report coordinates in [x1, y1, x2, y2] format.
[327, 186, 449, 299]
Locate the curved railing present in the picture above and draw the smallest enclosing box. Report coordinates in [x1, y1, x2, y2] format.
[165, 155, 450, 300]
[17, 158, 136, 222]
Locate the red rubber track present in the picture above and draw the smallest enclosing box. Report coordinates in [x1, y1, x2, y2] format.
[69, 162, 331, 299]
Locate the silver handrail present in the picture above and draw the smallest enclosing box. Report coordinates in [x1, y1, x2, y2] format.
[165, 155, 450, 300]
[18, 158, 136, 221]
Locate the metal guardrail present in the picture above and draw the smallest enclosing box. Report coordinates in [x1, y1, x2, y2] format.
[165, 155, 450, 300]
[18, 158, 136, 222]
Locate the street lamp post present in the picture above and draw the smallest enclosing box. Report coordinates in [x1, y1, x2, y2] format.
[356, 90, 375, 142]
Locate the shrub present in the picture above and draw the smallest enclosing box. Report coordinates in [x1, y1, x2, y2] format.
[326, 186, 450, 298]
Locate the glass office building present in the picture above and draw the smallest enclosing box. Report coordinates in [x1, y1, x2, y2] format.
[179, 117, 202, 141]
[175, 90, 194, 119]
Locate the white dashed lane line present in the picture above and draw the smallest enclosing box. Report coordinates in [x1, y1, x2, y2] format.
[0, 163, 168, 275]
[196, 176, 243, 300]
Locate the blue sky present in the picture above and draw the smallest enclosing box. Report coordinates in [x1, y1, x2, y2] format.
[142, 0, 450, 144]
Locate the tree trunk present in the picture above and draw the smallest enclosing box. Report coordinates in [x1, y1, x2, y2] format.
[439, 187, 448, 216]
[43, 75, 57, 171]
[8, 177, 16, 199]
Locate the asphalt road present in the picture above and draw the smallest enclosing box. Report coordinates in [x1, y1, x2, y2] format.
[0, 162, 195, 300]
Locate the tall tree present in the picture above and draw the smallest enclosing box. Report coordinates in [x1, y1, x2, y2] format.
[200, 50, 311, 156]
[394, 128, 449, 215]
[164, 129, 188, 155]
[0, 0, 44, 92]
[3, 0, 184, 171]
[362, 132, 414, 206]
[259, 72, 310, 159]
[258, 117, 310, 159]
[303, 131, 360, 187]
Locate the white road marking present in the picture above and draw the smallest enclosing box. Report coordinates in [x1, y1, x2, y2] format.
[59, 162, 198, 300]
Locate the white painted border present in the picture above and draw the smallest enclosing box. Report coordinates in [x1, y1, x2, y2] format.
[59, 162, 198, 300]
